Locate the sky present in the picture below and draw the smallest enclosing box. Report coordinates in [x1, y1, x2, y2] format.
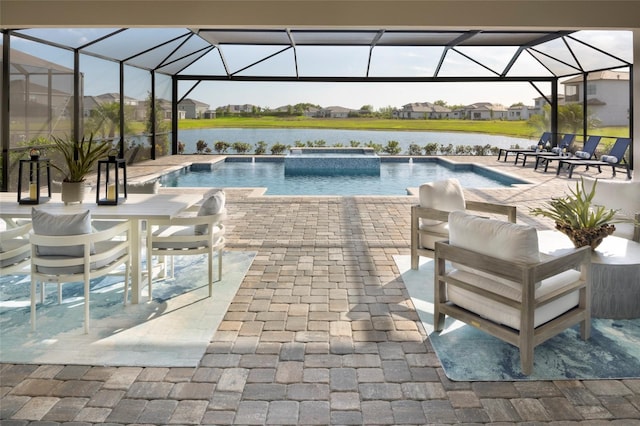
[181, 80, 550, 111]
[9, 29, 633, 112]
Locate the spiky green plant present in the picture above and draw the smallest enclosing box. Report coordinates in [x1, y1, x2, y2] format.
[49, 134, 113, 182]
[530, 178, 619, 229]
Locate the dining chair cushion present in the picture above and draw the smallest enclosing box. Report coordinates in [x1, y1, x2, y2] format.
[31, 208, 93, 257]
[151, 224, 224, 250]
[195, 189, 225, 235]
[0, 239, 30, 267]
[448, 210, 541, 291]
[34, 240, 127, 275]
[418, 178, 465, 227]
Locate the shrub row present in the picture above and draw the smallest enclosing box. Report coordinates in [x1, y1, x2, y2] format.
[183, 139, 508, 156]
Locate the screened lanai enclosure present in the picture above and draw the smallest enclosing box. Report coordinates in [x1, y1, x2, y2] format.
[0, 28, 633, 191]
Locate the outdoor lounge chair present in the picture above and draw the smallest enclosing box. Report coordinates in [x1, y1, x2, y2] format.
[410, 178, 516, 269]
[534, 135, 601, 172]
[556, 137, 632, 179]
[433, 211, 592, 375]
[516, 133, 576, 167]
[497, 132, 551, 163]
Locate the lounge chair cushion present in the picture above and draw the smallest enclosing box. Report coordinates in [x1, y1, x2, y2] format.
[32, 208, 93, 257]
[448, 210, 540, 291]
[574, 150, 591, 159]
[601, 155, 618, 163]
[195, 189, 225, 235]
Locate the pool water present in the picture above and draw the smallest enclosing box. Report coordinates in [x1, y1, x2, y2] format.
[160, 159, 526, 196]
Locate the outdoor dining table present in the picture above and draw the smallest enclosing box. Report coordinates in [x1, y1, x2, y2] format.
[0, 192, 203, 304]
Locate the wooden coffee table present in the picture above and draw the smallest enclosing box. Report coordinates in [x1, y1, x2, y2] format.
[538, 230, 640, 319]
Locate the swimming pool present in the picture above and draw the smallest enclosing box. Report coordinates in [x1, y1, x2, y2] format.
[160, 157, 527, 196]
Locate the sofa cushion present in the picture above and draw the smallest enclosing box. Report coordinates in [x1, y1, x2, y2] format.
[583, 178, 640, 240]
[31, 208, 93, 257]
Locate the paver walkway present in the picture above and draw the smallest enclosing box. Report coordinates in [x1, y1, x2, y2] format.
[2, 154, 639, 425]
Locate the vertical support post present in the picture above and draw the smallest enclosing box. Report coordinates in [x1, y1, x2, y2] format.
[150, 70, 156, 160]
[172, 76, 178, 155]
[551, 79, 559, 145]
[119, 61, 125, 158]
[1, 31, 10, 192]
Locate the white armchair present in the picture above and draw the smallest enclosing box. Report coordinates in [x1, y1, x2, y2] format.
[146, 189, 226, 300]
[30, 210, 131, 333]
[433, 211, 592, 375]
[411, 178, 516, 269]
[1, 222, 32, 275]
[582, 177, 640, 242]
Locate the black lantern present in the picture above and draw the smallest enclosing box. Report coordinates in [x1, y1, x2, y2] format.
[96, 149, 127, 205]
[17, 148, 51, 204]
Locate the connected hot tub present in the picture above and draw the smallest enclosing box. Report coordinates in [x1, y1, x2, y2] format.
[284, 147, 380, 176]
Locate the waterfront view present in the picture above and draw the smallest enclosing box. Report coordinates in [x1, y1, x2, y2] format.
[176, 128, 533, 155]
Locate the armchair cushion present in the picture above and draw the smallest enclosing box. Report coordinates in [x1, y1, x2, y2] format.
[195, 189, 225, 235]
[31, 208, 93, 257]
[448, 211, 541, 291]
[447, 268, 581, 330]
[419, 179, 465, 226]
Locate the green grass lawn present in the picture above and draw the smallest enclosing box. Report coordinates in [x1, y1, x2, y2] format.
[177, 117, 540, 138]
[176, 116, 629, 141]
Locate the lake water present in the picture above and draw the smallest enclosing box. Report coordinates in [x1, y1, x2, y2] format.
[177, 128, 531, 154]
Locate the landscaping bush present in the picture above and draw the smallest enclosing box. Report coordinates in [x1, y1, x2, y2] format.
[196, 139, 208, 154]
[270, 143, 288, 155]
[255, 141, 267, 155]
[423, 142, 439, 155]
[232, 141, 252, 154]
[382, 140, 402, 155]
[407, 143, 423, 156]
[214, 141, 230, 154]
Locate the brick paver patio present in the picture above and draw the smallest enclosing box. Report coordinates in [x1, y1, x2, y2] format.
[2, 154, 638, 424]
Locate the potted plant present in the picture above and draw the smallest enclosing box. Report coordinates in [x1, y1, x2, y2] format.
[49, 134, 113, 204]
[530, 178, 619, 250]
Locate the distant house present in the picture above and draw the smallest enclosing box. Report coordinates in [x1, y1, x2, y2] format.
[318, 106, 353, 118]
[84, 93, 140, 118]
[220, 104, 255, 114]
[393, 102, 452, 119]
[178, 98, 210, 119]
[506, 104, 535, 121]
[531, 94, 566, 118]
[203, 110, 217, 119]
[458, 102, 508, 120]
[561, 70, 630, 126]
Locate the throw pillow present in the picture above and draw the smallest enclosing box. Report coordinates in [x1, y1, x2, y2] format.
[574, 150, 591, 159]
[31, 208, 93, 257]
[601, 155, 619, 164]
[195, 189, 226, 235]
